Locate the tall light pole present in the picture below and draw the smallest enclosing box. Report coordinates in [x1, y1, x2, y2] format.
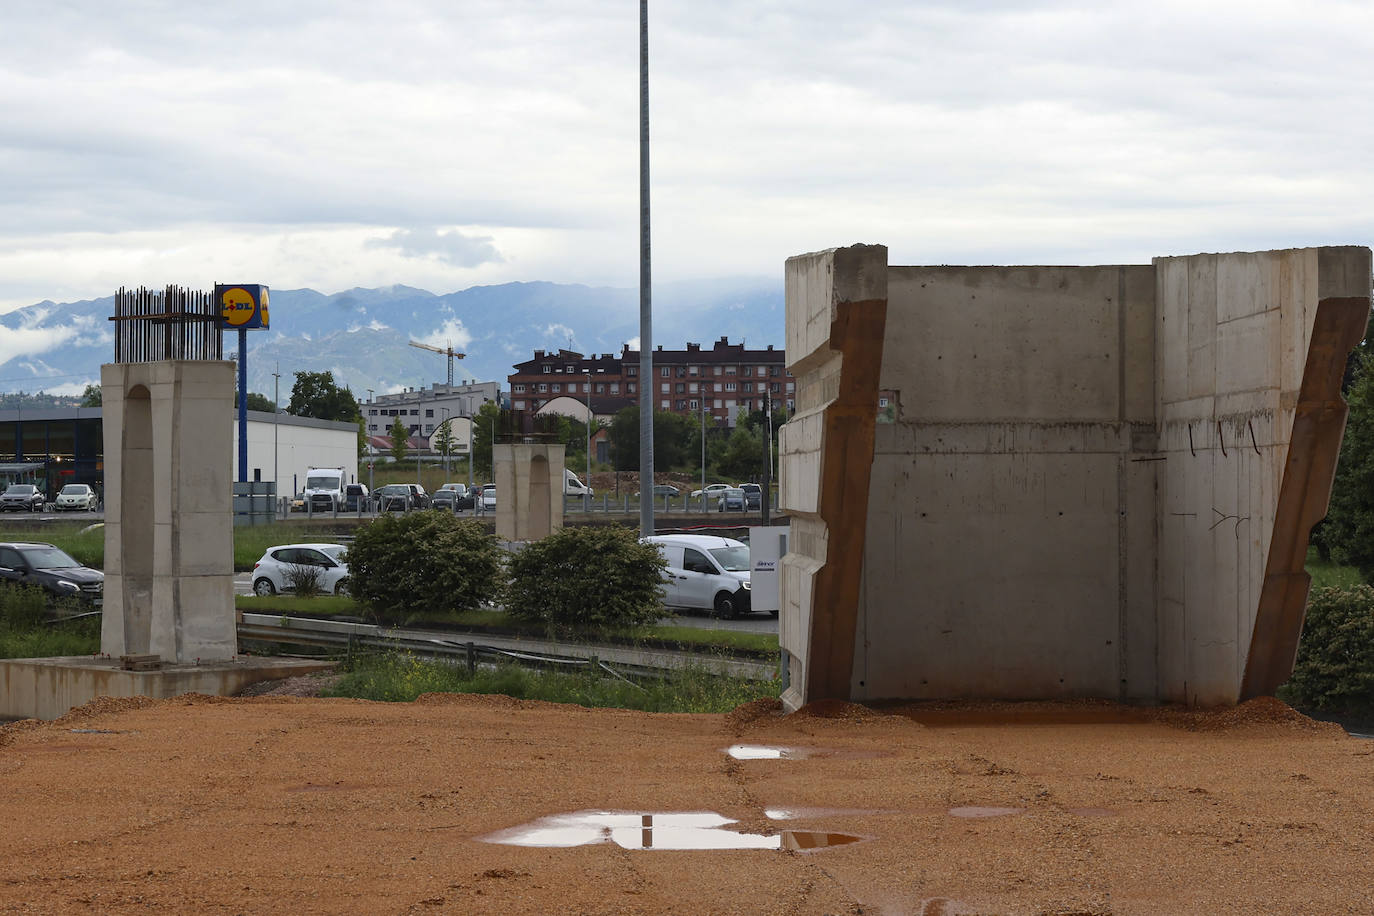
[700, 390, 706, 506]
[272, 362, 280, 504]
[583, 369, 592, 512]
[365, 388, 375, 494]
[638, 0, 654, 537]
[441, 407, 451, 477]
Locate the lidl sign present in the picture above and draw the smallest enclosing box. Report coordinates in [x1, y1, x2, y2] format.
[215, 284, 270, 330]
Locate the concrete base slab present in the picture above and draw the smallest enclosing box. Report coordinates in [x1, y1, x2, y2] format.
[0, 656, 336, 721]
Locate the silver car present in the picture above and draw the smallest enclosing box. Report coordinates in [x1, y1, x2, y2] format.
[54, 484, 97, 511]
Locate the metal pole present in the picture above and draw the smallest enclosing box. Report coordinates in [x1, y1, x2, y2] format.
[638, 0, 654, 538]
[272, 363, 280, 501]
[441, 408, 450, 477]
[584, 369, 592, 512]
[237, 327, 248, 483]
[700, 394, 706, 501]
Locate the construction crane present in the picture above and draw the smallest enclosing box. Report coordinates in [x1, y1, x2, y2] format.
[409, 340, 466, 386]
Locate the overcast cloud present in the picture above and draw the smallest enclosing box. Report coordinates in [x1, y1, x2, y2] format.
[2, 0, 1373, 313]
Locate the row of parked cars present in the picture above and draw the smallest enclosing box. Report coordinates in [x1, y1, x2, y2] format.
[0, 484, 99, 513]
[290, 483, 498, 513]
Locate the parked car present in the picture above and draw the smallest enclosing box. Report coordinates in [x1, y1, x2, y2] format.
[405, 484, 430, 509]
[717, 487, 747, 512]
[690, 483, 731, 500]
[289, 492, 307, 513]
[251, 543, 350, 596]
[342, 483, 370, 511]
[642, 534, 751, 618]
[54, 484, 98, 512]
[480, 484, 496, 511]
[0, 542, 104, 604]
[0, 484, 45, 513]
[738, 483, 763, 510]
[638, 484, 680, 499]
[431, 489, 461, 511]
[437, 483, 475, 510]
[374, 484, 414, 511]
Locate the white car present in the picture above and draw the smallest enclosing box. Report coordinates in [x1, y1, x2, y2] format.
[689, 483, 732, 500]
[54, 484, 98, 511]
[642, 534, 751, 618]
[251, 543, 350, 596]
[480, 484, 496, 510]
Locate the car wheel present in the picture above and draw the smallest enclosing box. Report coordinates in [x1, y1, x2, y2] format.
[714, 591, 739, 620]
[253, 578, 277, 597]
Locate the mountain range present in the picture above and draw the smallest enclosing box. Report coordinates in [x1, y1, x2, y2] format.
[0, 277, 785, 401]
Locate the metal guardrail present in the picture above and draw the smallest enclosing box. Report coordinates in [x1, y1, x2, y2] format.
[237, 613, 776, 681]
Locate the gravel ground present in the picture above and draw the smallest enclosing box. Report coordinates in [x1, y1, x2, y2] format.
[1, 693, 1371, 914]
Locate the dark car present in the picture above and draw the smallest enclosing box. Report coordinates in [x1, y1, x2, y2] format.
[738, 483, 763, 510]
[639, 484, 680, 499]
[716, 487, 747, 512]
[430, 489, 459, 511]
[405, 484, 430, 509]
[374, 484, 414, 511]
[0, 542, 104, 604]
[343, 484, 370, 511]
[1, 484, 45, 513]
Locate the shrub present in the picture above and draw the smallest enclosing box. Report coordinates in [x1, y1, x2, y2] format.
[282, 562, 325, 597]
[347, 511, 504, 625]
[1284, 586, 1374, 713]
[504, 526, 665, 630]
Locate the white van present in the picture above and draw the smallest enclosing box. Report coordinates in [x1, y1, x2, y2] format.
[643, 534, 751, 619]
[564, 468, 594, 497]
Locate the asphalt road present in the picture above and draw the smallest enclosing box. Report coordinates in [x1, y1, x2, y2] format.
[231, 572, 778, 633]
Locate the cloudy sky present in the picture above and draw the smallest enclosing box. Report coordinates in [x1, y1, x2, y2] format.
[2, 0, 1373, 314]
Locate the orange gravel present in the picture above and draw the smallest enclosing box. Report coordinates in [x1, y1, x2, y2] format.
[1, 693, 1371, 914]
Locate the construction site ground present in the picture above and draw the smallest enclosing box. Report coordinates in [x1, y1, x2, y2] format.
[2, 690, 1371, 914]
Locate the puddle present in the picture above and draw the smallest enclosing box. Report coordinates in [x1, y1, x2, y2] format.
[480, 811, 866, 852]
[948, 806, 1023, 818]
[764, 806, 886, 820]
[726, 744, 817, 760]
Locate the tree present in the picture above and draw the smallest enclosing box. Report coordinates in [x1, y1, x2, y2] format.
[287, 370, 360, 422]
[245, 392, 276, 413]
[608, 407, 697, 470]
[472, 401, 507, 480]
[80, 384, 101, 408]
[388, 416, 409, 464]
[1315, 363, 1374, 580]
[432, 418, 455, 467]
[715, 423, 765, 481]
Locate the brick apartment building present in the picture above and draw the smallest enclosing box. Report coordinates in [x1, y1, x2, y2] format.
[508, 337, 794, 426]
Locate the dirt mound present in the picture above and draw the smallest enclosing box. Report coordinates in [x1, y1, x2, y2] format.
[790, 699, 881, 720]
[1172, 696, 1334, 732]
[723, 697, 784, 731]
[51, 695, 160, 725]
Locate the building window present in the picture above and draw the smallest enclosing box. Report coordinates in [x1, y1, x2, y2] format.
[514, 400, 526, 410]
[425, 409, 434, 418]
[410, 409, 419, 416]
[689, 399, 699, 409]
[786, 382, 795, 392]
[787, 399, 795, 410]
[771, 383, 780, 392]
[660, 367, 670, 377]
[661, 383, 669, 393]
[542, 365, 551, 373]
[424, 424, 434, 433]
[689, 382, 698, 393]
[626, 366, 637, 376]
[675, 383, 685, 393]
[513, 383, 526, 393]
[725, 366, 736, 375]
[538, 383, 548, 393]
[743, 382, 753, 393]
[759, 366, 770, 377]
[689, 365, 699, 376]
[660, 400, 669, 409]
[741, 366, 751, 376]
[713, 366, 722, 376]
[552, 384, 561, 393]
[565, 364, 574, 373]
[595, 383, 604, 394]
[714, 400, 723, 409]
[724, 382, 737, 392]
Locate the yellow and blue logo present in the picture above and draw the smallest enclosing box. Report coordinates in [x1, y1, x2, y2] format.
[216, 284, 270, 330]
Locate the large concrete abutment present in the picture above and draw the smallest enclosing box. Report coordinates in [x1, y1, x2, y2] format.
[778, 245, 1371, 711]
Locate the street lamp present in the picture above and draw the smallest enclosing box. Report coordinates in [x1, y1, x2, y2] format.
[440, 407, 451, 477]
[583, 369, 592, 512]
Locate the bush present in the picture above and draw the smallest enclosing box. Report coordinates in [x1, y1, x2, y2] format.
[282, 562, 326, 597]
[504, 526, 665, 630]
[1284, 586, 1374, 713]
[347, 511, 504, 625]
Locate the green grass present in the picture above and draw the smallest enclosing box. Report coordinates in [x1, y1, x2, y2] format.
[0, 520, 105, 568]
[0, 617, 100, 660]
[1306, 547, 1364, 590]
[324, 651, 780, 713]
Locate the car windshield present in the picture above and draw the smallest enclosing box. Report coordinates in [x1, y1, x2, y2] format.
[709, 545, 750, 572]
[5, 486, 35, 495]
[60, 485, 88, 495]
[723, 488, 744, 497]
[320, 545, 347, 563]
[20, 546, 81, 569]
[306, 476, 337, 489]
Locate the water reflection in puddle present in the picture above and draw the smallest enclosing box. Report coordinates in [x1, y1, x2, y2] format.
[480, 811, 865, 852]
[947, 806, 1024, 818]
[726, 744, 816, 760]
